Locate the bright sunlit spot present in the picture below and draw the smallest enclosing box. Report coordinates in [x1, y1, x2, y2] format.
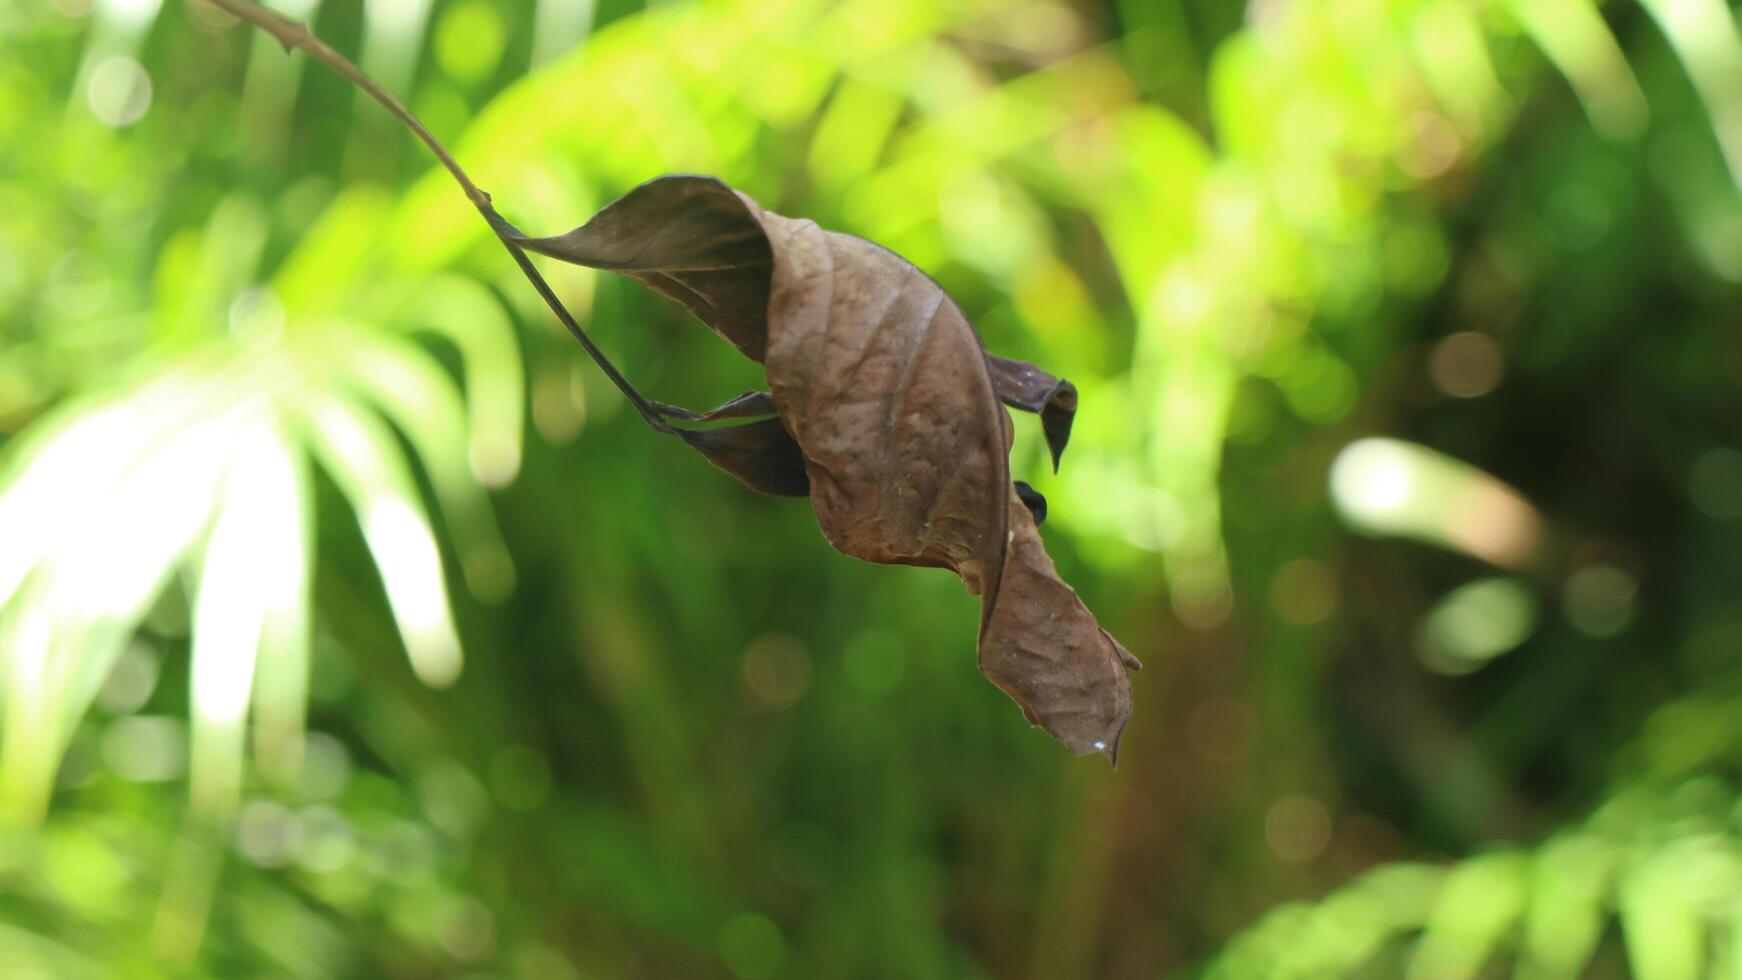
[190, 519, 265, 728]
[60, 409, 233, 622]
[1330, 438, 1542, 568]
[364, 498, 461, 687]
[467, 435, 520, 488]
[86, 56, 152, 127]
[1157, 267, 1211, 326]
[192, 434, 298, 732]
[103, 0, 161, 15]
[1330, 439, 1414, 516]
[0, 401, 149, 603]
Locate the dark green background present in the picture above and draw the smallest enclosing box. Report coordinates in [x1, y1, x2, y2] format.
[3, 0, 1742, 976]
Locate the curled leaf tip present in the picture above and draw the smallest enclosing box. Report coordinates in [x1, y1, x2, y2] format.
[988, 355, 1077, 472]
[1118, 640, 1143, 671]
[979, 491, 1134, 756]
[1096, 728, 1124, 768]
[1013, 481, 1047, 527]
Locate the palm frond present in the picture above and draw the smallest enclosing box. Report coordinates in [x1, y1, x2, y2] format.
[0, 287, 519, 824]
[1200, 772, 1742, 980]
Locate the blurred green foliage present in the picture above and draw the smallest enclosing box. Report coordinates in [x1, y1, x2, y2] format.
[2, 0, 1742, 977]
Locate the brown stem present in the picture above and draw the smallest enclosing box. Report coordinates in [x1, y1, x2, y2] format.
[201, 0, 674, 434]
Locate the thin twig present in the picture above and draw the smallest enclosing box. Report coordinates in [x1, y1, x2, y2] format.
[202, 0, 674, 434]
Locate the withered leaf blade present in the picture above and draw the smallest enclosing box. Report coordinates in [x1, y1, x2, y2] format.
[987, 355, 1077, 472]
[524, 175, 1136, 760]
[750, 200, 1134, 760]
[979, 490, 1136, 761]
[756, 207, 1011, 603]
[495, 175, 773, 361]
[673, 418, 810, 498]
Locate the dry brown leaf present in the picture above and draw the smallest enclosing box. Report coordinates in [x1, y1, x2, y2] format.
[980, 488, 1139, 757]
[501, 175, 1137, 760]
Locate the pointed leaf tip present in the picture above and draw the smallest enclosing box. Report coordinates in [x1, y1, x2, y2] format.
[987, 356, 1077, 471]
